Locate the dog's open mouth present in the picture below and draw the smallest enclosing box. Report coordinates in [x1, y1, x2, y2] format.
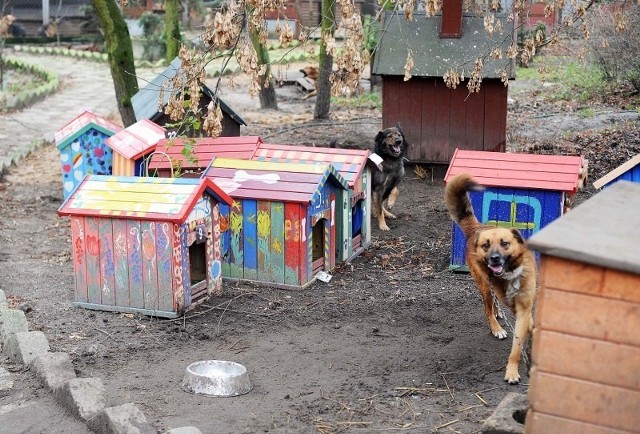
[488, 264, 504, 276]
[391, 144, 403, 155]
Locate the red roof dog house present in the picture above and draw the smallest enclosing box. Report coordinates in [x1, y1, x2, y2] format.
[148, 136, 263, 178]
[444, 149, 587, 270]
[526, 181, 640, 433]
[203, 158, 350, 289]
[105, 119, 166, 177]
[58, 175, 233, 318]
[55, 111, 122, 199]
[593, 153, 640, 190]
[251, 143, 373, 261]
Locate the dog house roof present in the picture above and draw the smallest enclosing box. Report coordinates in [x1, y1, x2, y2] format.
[251, 143, 370, 188]
[55, 111, 122, 150]
[58, 175, 232, 223]
[203, 158, 349, 203]
[445, 149, 585, 193]
[148, 136, 263, 172]
[592, 153, 640, 189]
[105, 119, 167, 160]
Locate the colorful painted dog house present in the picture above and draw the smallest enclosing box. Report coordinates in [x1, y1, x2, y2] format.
[526, 181, 640, 433]
[105, 119, 167, 177]
[148, 136, 263, 178]
[251, 143, 372, 261]
[592, 153, 640, 189]
[58, 175, 233, 318]
[444, 149, 586, 270]
[203, 158, 350, 289]
[55, 110, 122, 199]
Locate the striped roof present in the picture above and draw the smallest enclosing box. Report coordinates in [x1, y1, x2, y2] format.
[105, 119, 167, 160]
[148, 136, 263, 172]
[251, 143, 370, 188]
[203, 158, 348, 204]
[58, 175, 232, 222]
[444, 149, 584, 193]
[55, 111, 122, 149]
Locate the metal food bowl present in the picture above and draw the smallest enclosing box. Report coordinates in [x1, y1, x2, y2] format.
[181, 360, 252, 397]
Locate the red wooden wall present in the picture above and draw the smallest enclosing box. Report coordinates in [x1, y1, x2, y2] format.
[381, 76, 507, 164]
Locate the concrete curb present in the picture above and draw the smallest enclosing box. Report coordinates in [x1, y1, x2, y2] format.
[0, 289, 201, 433]
[482, 392, 527, 434]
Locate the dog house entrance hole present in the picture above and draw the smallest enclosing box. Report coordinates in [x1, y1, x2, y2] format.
[311, 219, 325, 274]
[189, 241, 207, 285]
[352, 200, 364, 249]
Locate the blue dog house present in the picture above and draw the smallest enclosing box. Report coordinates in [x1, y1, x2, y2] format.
[444, 149, 586, 270]
[593, 153, 640, 190]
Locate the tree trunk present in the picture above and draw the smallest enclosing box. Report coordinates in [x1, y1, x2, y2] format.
[314, 0, 335, 119]
[250, 30, 278, 110]
[91, 0, 138, 127]
[165, 0, 181, 62]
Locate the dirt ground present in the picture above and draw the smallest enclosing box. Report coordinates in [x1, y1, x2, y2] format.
[0, 61, 639, 434]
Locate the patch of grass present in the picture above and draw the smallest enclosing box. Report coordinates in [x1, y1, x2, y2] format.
[578, 107, 597, 118]
[515, 65, 542, 80]
[331, 92, 382, 109]
[546, 61, 607, 103]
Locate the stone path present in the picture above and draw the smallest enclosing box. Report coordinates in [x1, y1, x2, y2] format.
[0, 51, 122, 175]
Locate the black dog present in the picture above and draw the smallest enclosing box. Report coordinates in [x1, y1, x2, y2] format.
[371, 123, 408, 231]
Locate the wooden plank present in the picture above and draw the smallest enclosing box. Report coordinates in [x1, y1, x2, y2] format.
[433, 80, 451, 163]
[70, 217, 88, 303]
[448, 84, 467, 160]
[84, 216, 102, 305]
[527, 412, 634, 434]
[126, 220, 145, 309]
[284, 203, 301, 286]
[211, 158, 327, 174]
[329, 193, 337, 270]
[208, 204, 223, 296]
[419, 78, 437, 161]
[180, 223, 190, 308]
[529, 370, 640, 432]
[464, 85, 486, 152]
[206, 167, 324, 183]
[228, 200, 244, 279]
[243, 199, 258, 280]
[451, 149, 582, 164]
[155, 221, 174, 312]
[363, 168, 371, 246]
[482, 81, 507, 152]
[537, 288, 640, 347]
[171, 223, 185, 313]
[270, 202, 285, 285]
[301, 208, 312, 285]
[98, 218, 115, 306]
[257, 201, 272, 283]
[111, 219, 129, 307]
[404, 79, 423, 160]
[141, 221, 159, 310]
[210, 188, 315, 204]
[532, 329, 640, 390]
[218, 203, 231, 277]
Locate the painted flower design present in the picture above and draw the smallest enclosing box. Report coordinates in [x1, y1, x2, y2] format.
[86, 235, 100, 257]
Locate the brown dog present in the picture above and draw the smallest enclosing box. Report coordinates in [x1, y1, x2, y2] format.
[444, 173, 537, 384]
[300, 66, 319, 100]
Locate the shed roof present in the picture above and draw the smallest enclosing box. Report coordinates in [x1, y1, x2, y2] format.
[528, 181, 640, 275]
[203, 158, 349, 204]
[58, 175, 232, 223]
[55, 111, 122, 150]
[251, 143, 370, 188]
[444, 149, 584, 193]
[131, 57, 246, 126]
[372, 12, 515, 79]
[592, 153, 640, 190]
[105, 119, 167, 160]
[148, 136, 263, 172]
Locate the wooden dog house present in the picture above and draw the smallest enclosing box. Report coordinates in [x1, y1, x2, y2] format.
[105, 119, 166, 177]
[55, 111, 122, 199]
[131, 57, 246, 137]
[148, 136, 263, 178]
[203, 158, 350, 289]
[444, 149, 586, 270]
[251, 143, 373, 261]
[592, 153, 640, 189]
[372, 7, 515, 166]
[58, 175, 232, 318]
[526, 181, 640, 433]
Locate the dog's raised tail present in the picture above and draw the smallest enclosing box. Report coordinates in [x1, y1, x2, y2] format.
[444, 173, 484, 237]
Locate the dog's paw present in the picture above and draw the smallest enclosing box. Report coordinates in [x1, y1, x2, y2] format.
[504, 366, 521, 384]
[383, 210, 397, 219]
[492, 328, 508, 340]
[378, 222, 391, 231]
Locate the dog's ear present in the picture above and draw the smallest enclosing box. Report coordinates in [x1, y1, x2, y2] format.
[511, 228, 525, 244]
[374, 130, 384, 149]
[395, 122, 404, 135]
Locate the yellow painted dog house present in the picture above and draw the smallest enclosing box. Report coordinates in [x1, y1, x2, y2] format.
[58, 175, 232, 318]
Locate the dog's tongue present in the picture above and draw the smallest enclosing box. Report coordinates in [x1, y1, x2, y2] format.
[489, 264, 504, 275]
